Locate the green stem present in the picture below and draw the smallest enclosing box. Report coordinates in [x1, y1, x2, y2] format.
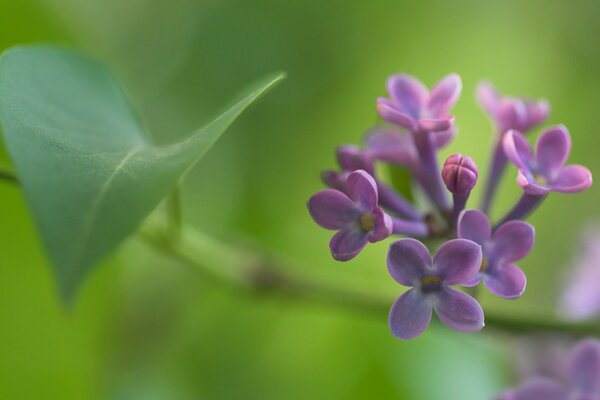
[166, 185, 183, 237]
[138, 214, 600, 338]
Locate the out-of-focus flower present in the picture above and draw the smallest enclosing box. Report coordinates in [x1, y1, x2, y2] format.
[559, 227, 600, 321]
[308, 170, 393, 261]
[497, 338, 600, 400]
[457, 210, 534, 299]
[387, 238, 483, 339]
[377, 73, 461, 134]
[477, 81, 549, 134]
[503, 126, 592, 195]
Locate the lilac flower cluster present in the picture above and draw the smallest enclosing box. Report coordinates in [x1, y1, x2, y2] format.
[497, 338, 600, 400]
[308, 73, 592, 339]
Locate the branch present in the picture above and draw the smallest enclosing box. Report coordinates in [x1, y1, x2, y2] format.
[138, 214, 600, 338]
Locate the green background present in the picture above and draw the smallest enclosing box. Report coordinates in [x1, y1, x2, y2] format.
[1, 0, 598, 398]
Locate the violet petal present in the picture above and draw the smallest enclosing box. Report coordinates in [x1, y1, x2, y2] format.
[308, 189, 359, 229]
[427, 73, 462, 117]
[367, 207, 393, 242]
[512, 378, 567, 400]
[535, 126, 571, 176]
[550, 165, 592, 193]
[329, 229, 368, 261]
[484, 263, 527, 299]
[568, 338, 600, 394]
[503, 130, 533, 170]
[457, 209, 492, 246]
[433, 287, 484, 332]
[346, 170, 378, 210]
[389, 288, 433, 339]
[386, 74, 428, 118]
[387, 238, 431, 286]
[434, 239, 482, 285]
[492, 220, 535, 262]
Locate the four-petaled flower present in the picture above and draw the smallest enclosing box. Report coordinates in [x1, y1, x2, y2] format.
[458, 210, 534, 299]
[503, 125, 592, 195]
[387, 238, 484, 339]
[377, 73, 461, 134]
[497, 338, 600, 400]
[477, 81, 550, 134]
[308, 170, 392, 261]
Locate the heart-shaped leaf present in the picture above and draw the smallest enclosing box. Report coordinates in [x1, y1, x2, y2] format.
[0, 46, 283, 301]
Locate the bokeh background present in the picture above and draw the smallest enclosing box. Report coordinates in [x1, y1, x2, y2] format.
[1, 0, 599, 398]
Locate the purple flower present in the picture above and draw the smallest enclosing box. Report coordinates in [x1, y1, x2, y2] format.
[387, 238, 484, 339]
[377, 73, 461, 134]
[559, 226, 600, 321]
[477, 81, 550, 134]
[308, 170, 393, 261]
[457, 210, 534, 299]
[503, 126, 592, 195]
[442, 154, 478, 196]
[498, 338, 600, 400]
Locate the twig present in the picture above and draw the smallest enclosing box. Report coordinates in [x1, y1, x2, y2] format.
[138, 214, 600, 338]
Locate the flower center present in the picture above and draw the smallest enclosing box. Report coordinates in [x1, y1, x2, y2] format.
[480, 256, 489, 273]
[360, 212, 375, 232]
[534, 173, 547, 186]
[421, 275, 441, 293]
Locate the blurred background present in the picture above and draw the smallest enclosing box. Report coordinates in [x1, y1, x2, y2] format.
[1, 0, 599, 398]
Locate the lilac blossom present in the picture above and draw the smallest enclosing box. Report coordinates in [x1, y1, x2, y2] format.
[376, 74, 461, 212]
[377, 74, 461, 134]
[477, 81, 550, 134]
[477, 81, 550, 214]
[387, 238, 484, 339]
[559, 227, 600, 321]
[457, 210, 534, 299]
[497, 338, 600, 400]
[500, 126, 592, 223]
[308, 170, 393, 261]
[321, 144, 422, 220]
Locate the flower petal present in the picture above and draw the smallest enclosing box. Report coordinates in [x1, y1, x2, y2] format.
[433, 127, 456, 148]
[308, 189, 359, 229]
[321, 170, 348, 192]
[434, 239, 482, 285]
[476, 81, 500, 117]
[386, 74, 428, 118]
[433, 288, 484, 333]
[364, 127, 417, 166]
[568, 338, 600, 394]
[492, 220, 535, 262]
[377, 98, 418, 130]
[417, 116, 454, 132]
[337, 145, 375, 175]
[512, 378, 567, 400]
[389, 288, 433, 339]
[427, 73, 462, 117]
[484, 263, 527, 299]
[523, 99, 550, 132]
[457, 209, 492, 246]
[367, 207, 393, 242]
[503, 129, 534, 171]
[549, 165, 592, 193]
[387, 238, 431, 286]
[346, 170, 378, 209]
[329, 229, 368, 261]
[518, 170, 551, 195]
[536, 125, 571, 176]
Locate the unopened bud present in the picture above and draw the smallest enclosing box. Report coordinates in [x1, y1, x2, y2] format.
[442, 154, 478, 196]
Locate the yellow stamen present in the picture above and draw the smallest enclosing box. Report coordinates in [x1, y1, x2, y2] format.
[360, 212, 375, 231]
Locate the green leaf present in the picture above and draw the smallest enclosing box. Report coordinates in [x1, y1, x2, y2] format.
[0, 45, 284, 301]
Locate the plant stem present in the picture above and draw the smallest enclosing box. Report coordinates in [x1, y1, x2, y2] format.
[138, 214, 600, 338]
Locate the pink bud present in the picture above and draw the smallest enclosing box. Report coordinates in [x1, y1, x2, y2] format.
[442, 154, 478, 196]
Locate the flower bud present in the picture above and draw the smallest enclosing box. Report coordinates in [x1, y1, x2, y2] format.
[442, 154, 478, 196]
